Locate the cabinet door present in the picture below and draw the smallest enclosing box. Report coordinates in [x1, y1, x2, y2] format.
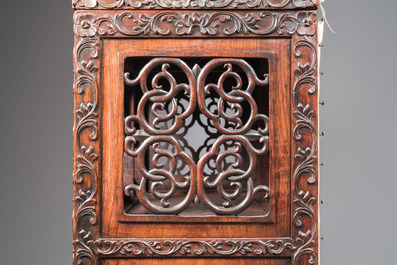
[73, 10, 319, 265]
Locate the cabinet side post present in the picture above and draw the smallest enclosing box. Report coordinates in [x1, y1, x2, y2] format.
[73, 11, 102, 265]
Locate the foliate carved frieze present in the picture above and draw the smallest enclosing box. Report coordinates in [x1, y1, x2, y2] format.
[74, 11, 317, 38]
[92, 238, 297, 257]
[73, 0, 317, 10]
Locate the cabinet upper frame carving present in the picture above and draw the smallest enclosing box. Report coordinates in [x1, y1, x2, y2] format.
[74, 10, 318, 38]
[73, 8, 319, 265]
[73, 0, 319, 10]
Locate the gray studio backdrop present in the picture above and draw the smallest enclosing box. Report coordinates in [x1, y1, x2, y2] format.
[0, 1, 396, 264]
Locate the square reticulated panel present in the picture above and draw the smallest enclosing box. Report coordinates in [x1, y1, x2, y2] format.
[122, 56, 271, 222]
[73, 6, 320, 263]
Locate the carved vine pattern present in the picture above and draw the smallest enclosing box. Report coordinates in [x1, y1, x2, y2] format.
[92, 238, 296, 256]
[73, 10, 318, 264]
[75, 11, 317, 37]
[290, 34, 318, 265]
[73, 0, 317, 9]
[73, 28, 101, 264]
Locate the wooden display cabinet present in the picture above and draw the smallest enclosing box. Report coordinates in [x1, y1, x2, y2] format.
[72, 1, 321, 264]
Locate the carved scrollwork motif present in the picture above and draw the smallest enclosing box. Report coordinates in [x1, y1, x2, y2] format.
[73, 11, 317, 37]
[290, 34, 318, 265]
[123, 58, 198, 214]
[124, 58, 270, 216]
[124, 58, 197, 135]
[73, 27, 101, 264]
[73, 0, 317, 9]
[73, 9, 319, 264]
[195, 58, 270, 214]
[197, 135, 269, 214]
[197, 58, 269, 135]
[124, 136, 197, 214]
[92, 238, 297, 256]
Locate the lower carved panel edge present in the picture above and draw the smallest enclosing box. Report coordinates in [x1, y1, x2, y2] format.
[93, 238, 296, 257]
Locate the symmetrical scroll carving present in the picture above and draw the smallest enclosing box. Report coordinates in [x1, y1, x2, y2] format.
[124, 58, 270, 215]
[124, 136, 197, 214]
[197, 135, 269, 214]
[124, 58, 197, 135]
[73, 0, 317, 10]
[196, 58, 270, 214]
[197, 59, 270, 135]
[92, 238, 297, 256]
[74, 11, 317, 37]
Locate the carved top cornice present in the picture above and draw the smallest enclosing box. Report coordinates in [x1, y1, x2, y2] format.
[73, 0, 319, 10]
[73, 10, 317, 38]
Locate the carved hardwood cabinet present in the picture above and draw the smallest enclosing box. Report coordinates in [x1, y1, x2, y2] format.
[73, 0, 321, 264]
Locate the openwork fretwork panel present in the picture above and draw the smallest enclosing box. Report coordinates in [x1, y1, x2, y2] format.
[123, 57, 271, 220]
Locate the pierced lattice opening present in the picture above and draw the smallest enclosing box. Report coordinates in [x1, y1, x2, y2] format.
[123, 57, 270, 220]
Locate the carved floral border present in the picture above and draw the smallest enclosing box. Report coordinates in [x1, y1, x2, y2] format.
[74, 10, 317, 37]
[73, 0, 318, 10]
[73, 9, 318, 264]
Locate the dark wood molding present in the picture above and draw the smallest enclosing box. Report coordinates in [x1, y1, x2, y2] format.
[73, 0, 318, 10]
[73, 9, 319, 265]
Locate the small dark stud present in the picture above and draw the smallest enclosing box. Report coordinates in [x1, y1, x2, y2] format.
[320, 236, 324, 240]
[320, 200, 324, 204]
[320, 163, 324, 166]
[319, 101, 325, 105]
[320, 71, 324, 76]
[320, 132, 325, 136]
[319, 43, 324, 47]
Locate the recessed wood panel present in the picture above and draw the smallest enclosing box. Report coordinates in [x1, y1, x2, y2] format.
[100, 37, 291, 238]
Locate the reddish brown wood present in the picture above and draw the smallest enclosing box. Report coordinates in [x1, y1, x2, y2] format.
[73, 5, 319, 265]
[73, 0, 318, 10]
[104, 38, 289, 228]
[101, 258, 291, 265]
